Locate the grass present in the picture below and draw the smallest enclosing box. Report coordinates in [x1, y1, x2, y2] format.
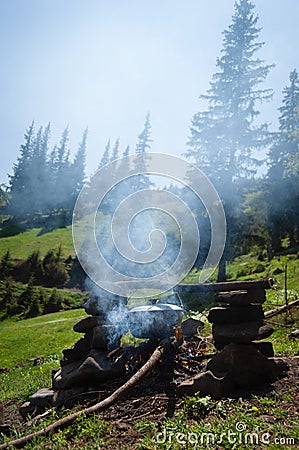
[0, 310, 86, 403]
[0, 224, 299, 448]
[0, 227, 74, 259]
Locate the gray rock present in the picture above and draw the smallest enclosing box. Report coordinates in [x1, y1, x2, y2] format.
[52, 353, 125, 390]
[177, 370, 231, 399]
[252, 341, 274, 357]
[208, 305, 264, 324]
[207, 343, 287, 387]
[29, 388, 55, 407]
[181, 318, 204, 338]
[289, 329, 299, 339]
[213, 321, 260, 348]
[19, 401, 37, 419]
[215, 289, 266, 306]
[257, 324, 274, 340]
[62, 332, 93, 361]
[92, 325, 120, 350]
[73, 316, 102, 333]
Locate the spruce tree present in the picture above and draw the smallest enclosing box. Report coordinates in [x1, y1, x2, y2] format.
[70, 128, 87, 206]
[111, 138, 120, 162]
[98, 140, 111, 168]
[134, 113, 152, 190]
[8, 121, 35, 219]
[267, 69, 299, 249]
[185, 0, 273, 279]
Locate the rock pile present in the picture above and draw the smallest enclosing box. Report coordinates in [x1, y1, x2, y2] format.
[178, 288, 288, 398]
[19, 296, 127, 418]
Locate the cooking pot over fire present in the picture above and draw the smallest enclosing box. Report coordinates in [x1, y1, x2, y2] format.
[127, 303, 185, 339]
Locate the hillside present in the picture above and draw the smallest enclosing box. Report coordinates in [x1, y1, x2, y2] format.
[0, 226, 75, 260]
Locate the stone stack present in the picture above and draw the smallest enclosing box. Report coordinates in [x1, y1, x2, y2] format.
[20, 296, 127, 417]
[178, 288, 288, 399]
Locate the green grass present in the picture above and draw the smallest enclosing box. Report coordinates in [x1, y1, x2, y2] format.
[0, 310, 86, 403]
[0, 227, 74, 259]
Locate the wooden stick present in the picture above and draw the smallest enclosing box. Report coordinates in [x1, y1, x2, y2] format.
[0, 342, 168, 449]
[264, 299, 299, 319]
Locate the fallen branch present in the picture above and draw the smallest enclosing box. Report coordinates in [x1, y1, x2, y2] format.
[0, 342, 168, 449]
[265, 299, 299, 319]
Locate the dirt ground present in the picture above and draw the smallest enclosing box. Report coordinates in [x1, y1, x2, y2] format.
[1, 356, 299, 449]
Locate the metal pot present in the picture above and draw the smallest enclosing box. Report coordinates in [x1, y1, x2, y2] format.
[127, 303, 185, 339]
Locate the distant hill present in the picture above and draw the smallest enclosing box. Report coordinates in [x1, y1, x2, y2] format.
[0, 226, 74, 260]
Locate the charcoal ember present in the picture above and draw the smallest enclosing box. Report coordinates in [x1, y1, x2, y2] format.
[208, 305, 264, 324]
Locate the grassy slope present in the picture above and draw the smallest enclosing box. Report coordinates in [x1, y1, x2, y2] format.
[0, 310, 87, 403]
[0, 228, 299, 448]
[0, 227, 74, 259]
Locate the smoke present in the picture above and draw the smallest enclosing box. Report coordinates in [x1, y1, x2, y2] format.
[73, 153, 226, 343]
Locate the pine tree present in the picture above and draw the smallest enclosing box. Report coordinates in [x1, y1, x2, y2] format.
[186, 0, 273, 279]
[267, 69, 299, 249]
[70, 128, 87, 207]
[134, 113, 152, 190]
[98, 140, 111, 168]
[29, 124, 50, 214]
[8, 121, 35, 219]
[111, 138, 120, 162]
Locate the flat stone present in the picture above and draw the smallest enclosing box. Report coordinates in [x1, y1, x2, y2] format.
[257, 324, 274, 340]
[73, 316, 101, 333]
[52, 353, 125, 390]
[62, 332, 93, 361]
[181, 318, 204, 338]
[92, 325, 120, 350]
[19, 401, 37, 419]
[252, 341, 274, 357]
[208, 305, 264, 324]
[29, 388, 55, 407]
[215, 289, 266, 306]
[213, 321, 260, 348]
[207, 343, 287, 387]
[177, 370, 230, 399]
[289, 329, 299, 339]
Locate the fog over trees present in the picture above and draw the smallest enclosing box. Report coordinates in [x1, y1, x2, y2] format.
[1, 0, 299, 281]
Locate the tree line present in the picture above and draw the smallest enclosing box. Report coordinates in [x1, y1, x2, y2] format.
[1, 0, 299, 282]
[185, 0, 299, 279]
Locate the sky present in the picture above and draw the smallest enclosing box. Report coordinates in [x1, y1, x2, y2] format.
[1, 0, 299, 185]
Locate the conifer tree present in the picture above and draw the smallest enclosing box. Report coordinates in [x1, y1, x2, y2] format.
[267, 69, 299, 249]
[134, 113, 152, 190]
[185, 0, 273, 279]
[98, 140, 111, 168]
[8, 121, 35, 219]
[70, 128, 87, 206]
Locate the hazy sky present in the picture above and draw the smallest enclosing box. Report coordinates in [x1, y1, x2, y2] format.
[1, 0, 298, 184]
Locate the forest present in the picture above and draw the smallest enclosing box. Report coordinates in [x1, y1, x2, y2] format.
[0, 0, 299, 283]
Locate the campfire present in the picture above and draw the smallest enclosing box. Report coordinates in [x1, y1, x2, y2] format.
[18, 278, 288, 422]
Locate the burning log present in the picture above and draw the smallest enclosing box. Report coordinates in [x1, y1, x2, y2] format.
[0, 341, 170, 450]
